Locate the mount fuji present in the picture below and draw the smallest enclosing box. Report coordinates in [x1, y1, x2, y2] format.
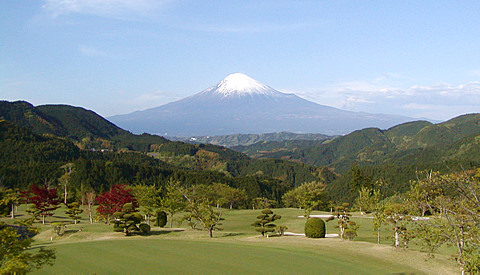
[109, 73, 413, 136]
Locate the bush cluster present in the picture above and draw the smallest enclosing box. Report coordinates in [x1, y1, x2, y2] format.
[305, 217, 326, 238]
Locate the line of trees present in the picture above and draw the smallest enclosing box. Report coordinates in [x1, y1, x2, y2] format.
[4, 164, 480, 272]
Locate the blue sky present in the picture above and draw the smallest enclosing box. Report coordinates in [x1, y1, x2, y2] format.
[2, 0, 480, 121]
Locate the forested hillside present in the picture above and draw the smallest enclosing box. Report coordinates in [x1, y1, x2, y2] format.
[0, 101, 322, 189]
[232, 114, 480, 202]
[0, 101, 328, 205]
[3, 100, 480, 207]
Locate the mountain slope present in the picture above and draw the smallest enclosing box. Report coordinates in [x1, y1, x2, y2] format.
[234, 113, 480, 173]
[0, 101, 129, 140]
[1, 100, 324, 188]
[109, 73, 413, 136]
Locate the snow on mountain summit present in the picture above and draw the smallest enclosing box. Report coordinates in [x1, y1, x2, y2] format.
[204, 73, 281, 97]
[109, 72, 414, 136]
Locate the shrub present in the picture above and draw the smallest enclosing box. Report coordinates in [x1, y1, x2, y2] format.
[139, 223, 151, 235]
[276, 225, 288, 236]
[52, 222, 66, 236]
[305, 217, 326, 238]
[344, 229, 357, 241]
[155, 210, 167, 227]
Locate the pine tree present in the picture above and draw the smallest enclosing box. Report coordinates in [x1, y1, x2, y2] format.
[112, 203, 143, 236]
[251, 209, 281, 237]
[65, 202, 83, 224]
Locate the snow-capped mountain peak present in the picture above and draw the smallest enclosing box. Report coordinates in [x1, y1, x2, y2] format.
[109, 72, 414, 136]
[206, 73, 279, 97]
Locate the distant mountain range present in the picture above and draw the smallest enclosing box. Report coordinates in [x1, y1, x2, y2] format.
[168, 132, 333, 147]
[109, 73, 414, 136]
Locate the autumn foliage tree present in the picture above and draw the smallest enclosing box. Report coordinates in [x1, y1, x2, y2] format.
[21, 184, 61, 224]
[96, 185, 137, 224]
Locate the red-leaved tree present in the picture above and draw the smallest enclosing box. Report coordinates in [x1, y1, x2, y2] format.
[96, 185, 137, 224]
[21, 184, 61, 224]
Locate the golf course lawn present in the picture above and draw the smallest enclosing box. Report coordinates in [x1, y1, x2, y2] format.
[18, 207, 459, 274]
[32, 238, 429, 274]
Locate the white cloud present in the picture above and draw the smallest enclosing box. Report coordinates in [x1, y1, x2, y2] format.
[402, 103, 437, 110]
[42, 0, 170, 19]
[287, 78, 480, 121]
[115, 90, 187, 112]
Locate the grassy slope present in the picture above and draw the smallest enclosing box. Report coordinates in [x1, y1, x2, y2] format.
[13, 207, 458, 274]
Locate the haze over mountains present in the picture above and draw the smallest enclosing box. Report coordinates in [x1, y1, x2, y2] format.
[109, 73, 414, 137]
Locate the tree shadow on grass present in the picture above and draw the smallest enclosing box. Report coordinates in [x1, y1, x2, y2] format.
[63, 229, 79, 235]
[139, 229, 185, 236]
[217, 232, 245, 238]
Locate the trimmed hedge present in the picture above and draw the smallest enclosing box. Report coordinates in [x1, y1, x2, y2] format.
[305, 217, 326, 238]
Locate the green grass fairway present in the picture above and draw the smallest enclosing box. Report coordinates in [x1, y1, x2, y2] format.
[34, 238, 423, 274]
[6, 207, 456, 274]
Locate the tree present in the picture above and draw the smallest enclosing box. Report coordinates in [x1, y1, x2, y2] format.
[372, 200, 386, 244]
[112, 203, 144, 236]
[180, 212, 198, 229]
[384, 202, 411, 248]
[224, 187, 247, 209]
[282, 181, 327, 217]
[131, 184, 160, 225]
[160, 181, 185, 228]
[252, 197, 277, 210]
[59, 163, 74, 204]
[409, 170, 480, 273]
[65, 202, 83, 224]
[251, 209, 281, 237]
[0, 215, 55, 273]
[96, 185, 137, 224]
[21, 184, 61, 224]
[326, 203, 358, 240]
[0, 188, 20, 219]
[354, 187, 381, 214]
[81, 190, 96, 224]
[183, 197, 224, 238]
[349, 165, 373, 192]
[193, 183, 247, 209]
